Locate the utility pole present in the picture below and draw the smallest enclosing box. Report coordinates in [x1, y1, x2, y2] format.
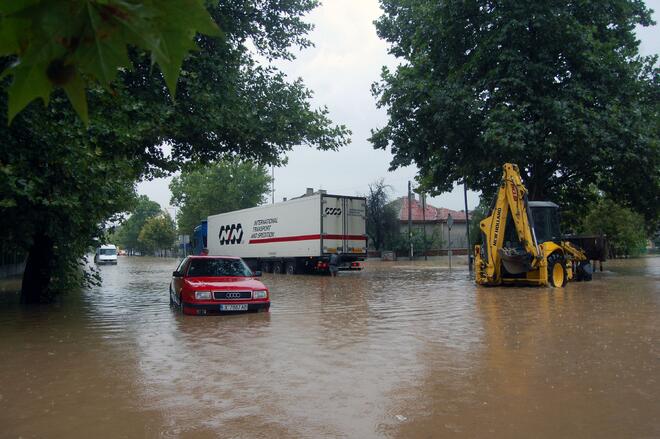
[271, 166, 275, 204]
[447, 213, 453, 271]
[463, 182, 472, 272]
[422, 192, 427, 261]
[408, 180, 413, 260]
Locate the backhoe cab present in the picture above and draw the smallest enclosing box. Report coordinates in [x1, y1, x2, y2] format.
[474, 163, 592, 287]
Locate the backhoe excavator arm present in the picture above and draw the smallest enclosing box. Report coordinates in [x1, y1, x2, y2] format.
[476, 163, 543, 284]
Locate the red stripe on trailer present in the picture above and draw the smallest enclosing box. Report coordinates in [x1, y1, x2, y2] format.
[249, 234, 320, 244]
[248, 234, 367, 244]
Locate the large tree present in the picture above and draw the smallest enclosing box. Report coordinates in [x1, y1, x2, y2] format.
[114, 195, 162, 254]
[138, 212, 177, 256]
[1, 0, 350, 303]
[115, 1, 351, 170]
[365, 179, 400, 252]
[371, 0, 659, 227]
[581, 198, 648, 257]
[0, 92, 138, 303]
[170, 161, 271, 235]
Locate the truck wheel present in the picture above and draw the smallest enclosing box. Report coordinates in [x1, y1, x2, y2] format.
[273, 262, 283, 274]
[547, 253, 567, 287]
[285, 261, 296, 275]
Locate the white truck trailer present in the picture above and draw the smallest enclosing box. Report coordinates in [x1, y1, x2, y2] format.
[206, 193, 367, 274]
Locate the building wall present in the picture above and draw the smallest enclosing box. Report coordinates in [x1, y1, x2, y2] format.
[440, 222, 469, 250]
[399, 221, 470, 250]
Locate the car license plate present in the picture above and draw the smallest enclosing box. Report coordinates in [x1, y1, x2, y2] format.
[220, 304, 248, 311]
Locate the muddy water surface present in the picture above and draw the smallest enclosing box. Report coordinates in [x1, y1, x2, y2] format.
[0, 257, 658, 438]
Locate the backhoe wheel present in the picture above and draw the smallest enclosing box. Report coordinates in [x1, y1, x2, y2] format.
[547, 253, 567, 287]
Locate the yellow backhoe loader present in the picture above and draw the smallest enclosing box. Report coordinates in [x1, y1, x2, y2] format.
[474, 163, 592, 287]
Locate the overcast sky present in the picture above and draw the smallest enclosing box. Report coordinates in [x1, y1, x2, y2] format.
[139, 0, 660, 215]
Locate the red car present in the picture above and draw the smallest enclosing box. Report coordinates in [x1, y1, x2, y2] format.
[169, 256, 270, 315]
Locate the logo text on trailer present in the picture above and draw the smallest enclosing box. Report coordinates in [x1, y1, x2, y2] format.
[218, 224, 243, 245]
[325, 207, 342, 215]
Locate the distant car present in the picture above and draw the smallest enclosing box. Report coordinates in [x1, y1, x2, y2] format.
[94, 244, 118, 265]
[170, 256, 270, 315]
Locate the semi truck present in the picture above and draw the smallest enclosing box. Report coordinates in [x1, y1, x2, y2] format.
[195, 192, 368, 274]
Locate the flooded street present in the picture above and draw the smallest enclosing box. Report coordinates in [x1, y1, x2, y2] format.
[1, 257, 658, 438]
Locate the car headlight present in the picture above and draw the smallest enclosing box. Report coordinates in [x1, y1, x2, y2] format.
[195, 291, 211, 300]
[253, 290, 268, 299]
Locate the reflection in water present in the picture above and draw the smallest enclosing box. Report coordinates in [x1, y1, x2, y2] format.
[386, 258, 660, 439]
[0, 257, 658, 438]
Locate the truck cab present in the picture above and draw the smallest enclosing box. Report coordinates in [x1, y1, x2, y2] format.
[192, 220, 208, 255]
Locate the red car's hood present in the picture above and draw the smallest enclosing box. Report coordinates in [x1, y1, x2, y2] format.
[184, 277, 267, 291]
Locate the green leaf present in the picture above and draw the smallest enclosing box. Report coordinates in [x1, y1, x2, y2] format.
[156, 29, 197, 97]
[6, 61, 52, 123]
[62, 71, 88, 125]
[1, 0, 224, 123]
[174, 0, 222, 37]
[78, 2, 131, 84]
[0, 18, 23, 55]
[0, 0, 42, 15]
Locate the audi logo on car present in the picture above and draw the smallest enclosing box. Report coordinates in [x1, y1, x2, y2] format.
[325, 207, 342, 215]
[218, 224, 243, 245]
[225, 292, 241, 299]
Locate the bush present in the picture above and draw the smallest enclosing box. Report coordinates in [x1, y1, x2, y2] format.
[581, 199, 648, 257]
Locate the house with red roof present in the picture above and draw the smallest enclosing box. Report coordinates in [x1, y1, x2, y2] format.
[390, 194, 471, 253]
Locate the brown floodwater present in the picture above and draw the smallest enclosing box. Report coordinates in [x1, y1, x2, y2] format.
[0, 257, 658, 438]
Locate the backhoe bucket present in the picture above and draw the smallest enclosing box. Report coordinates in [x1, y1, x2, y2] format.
[498, 247, 533, 274]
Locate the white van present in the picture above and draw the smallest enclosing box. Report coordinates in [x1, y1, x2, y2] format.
[95, 244, 118, 265]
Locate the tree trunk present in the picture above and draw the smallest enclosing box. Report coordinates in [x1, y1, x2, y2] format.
[528, 177, 546, 201]
[20, 232, 55, 304]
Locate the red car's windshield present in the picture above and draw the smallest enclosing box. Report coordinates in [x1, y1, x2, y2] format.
[186, 258, 252, 277]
